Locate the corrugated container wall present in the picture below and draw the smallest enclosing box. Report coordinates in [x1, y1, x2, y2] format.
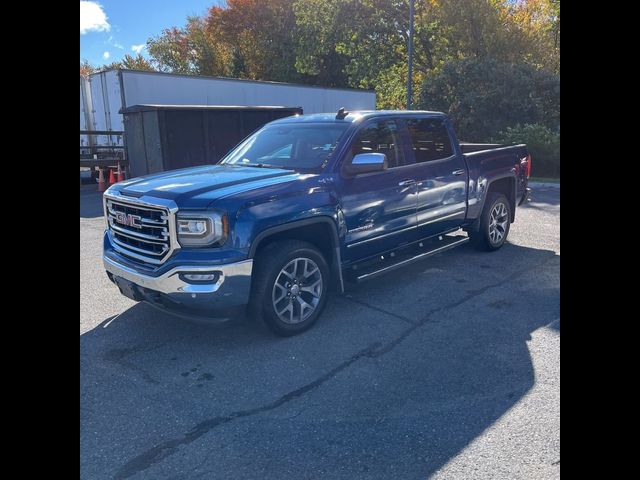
[80, 76, 95, 148]
[88, 70, 126, 147]
[80, 77, 87, 131]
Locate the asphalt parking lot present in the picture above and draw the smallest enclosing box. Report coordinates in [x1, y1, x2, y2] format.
[80, 184, 560, 480]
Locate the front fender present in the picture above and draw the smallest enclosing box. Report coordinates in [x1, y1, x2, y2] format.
[232, 188, 342, 253]
[237, 194, 346, 294]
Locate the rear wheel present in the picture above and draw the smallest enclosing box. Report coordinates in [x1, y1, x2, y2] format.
[250, 240, 330, 336]
[469, 193, 511, 251]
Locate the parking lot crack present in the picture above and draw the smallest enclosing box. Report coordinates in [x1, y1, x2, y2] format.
[367, 257, 556, 359]
[113, 342, 382, 480]
[343, 296, 417, 325]
[114, 256, 555, 479]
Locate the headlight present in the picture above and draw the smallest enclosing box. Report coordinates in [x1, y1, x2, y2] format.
[176, 211, 228, 247]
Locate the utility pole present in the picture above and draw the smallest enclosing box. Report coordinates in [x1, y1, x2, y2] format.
[407, 0, 415, 109]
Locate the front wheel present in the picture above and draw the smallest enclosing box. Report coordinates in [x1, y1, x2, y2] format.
[469, 193, 512, 251]
[250, 240, 330, 336]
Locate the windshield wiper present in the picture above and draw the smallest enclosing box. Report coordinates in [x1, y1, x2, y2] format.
[241, 163, 294, 170]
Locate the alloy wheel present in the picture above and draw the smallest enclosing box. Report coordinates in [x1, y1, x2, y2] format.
[489, 202, 509, 245]
[272, 257, 323, 324]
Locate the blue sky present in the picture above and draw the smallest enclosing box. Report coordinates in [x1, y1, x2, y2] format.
[80, 0, 224, 66]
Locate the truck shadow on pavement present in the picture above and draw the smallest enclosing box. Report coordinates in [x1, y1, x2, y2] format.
[80, 243, 559, 480]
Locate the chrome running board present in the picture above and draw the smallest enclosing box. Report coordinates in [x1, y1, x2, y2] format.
[350, 235, 470, 283]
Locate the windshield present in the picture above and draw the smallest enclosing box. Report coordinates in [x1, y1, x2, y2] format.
[220, 123, 350, 171]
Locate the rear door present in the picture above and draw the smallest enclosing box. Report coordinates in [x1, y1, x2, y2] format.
[403, 117, 468, 238]
[338, 119, 419, 262]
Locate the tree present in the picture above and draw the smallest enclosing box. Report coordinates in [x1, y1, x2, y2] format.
[120, 54, 155, 71]
[81, 54, 156, 76]
[496, 123, 560, 177]
[505, 0, 560, 74]
[293, 0, 458, 101]
[147, 27, 193, 74]
[80, 59, 97, 77]
[146, 1, 301, 81]
[213, 0, 300, 81]
[130, 0, 560, 113]
[437, 0, 508, 60]
[187, 13, 232, 76]
[375, 63, 420, 109]
[147, 15, 231, 76]
[292, 0, 350, 87]
[99, 54, 156, 71]
[419, 57, 559, 141]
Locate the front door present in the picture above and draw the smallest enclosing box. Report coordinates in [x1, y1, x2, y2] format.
[338, 119, 419, 262]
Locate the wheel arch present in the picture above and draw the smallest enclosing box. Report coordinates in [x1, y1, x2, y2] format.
[249, 217, 345, 293]
[465, 174, 517, 234]
[483, 175, 517, 223]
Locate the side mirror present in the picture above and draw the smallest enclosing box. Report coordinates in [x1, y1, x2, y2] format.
[344, 153, 388, 176]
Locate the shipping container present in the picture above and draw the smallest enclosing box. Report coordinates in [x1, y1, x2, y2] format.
[86, 70, 125, 147]
[80, 69, 376, 148]
[80, 76, 94, 150]
[121, 105, 304, 178]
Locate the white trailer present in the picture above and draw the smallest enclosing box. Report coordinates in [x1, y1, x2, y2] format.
[85, 69, 125, 147]
[81, 69, 376, 147]
[80, 76, 95, 146]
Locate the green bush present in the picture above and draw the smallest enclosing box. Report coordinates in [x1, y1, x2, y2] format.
[495, 124, 560, 178]
[418, 58, 559, 142]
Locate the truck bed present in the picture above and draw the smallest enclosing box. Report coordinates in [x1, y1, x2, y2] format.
[460, 142, 508, 154]
[460, 142, 529, 221]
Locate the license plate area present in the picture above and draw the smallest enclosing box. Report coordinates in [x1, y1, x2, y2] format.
[113, 275, 144, 301]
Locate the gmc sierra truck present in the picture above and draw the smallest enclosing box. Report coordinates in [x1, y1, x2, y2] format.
[103, 109, 531, 336]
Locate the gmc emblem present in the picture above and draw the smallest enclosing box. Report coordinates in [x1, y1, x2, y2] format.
[114, 212, 142, 229]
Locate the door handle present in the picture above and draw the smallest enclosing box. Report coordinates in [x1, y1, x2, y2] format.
[398, 179, 416, 186]
[452, 169, 465, 176]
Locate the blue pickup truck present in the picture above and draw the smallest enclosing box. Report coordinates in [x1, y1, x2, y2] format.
[103, 109, 531, 335]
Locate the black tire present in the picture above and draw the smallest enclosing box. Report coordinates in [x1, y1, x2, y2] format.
[249, 240, 330, 336]
[469, 192, 511, 251]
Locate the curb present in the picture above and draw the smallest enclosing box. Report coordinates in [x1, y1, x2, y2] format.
[529, 181, 560, 189]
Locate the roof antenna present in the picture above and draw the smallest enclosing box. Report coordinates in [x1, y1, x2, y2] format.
[335, 107, 349, 120]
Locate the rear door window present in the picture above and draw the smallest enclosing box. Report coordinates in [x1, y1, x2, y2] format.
[405, 118, 454, 163]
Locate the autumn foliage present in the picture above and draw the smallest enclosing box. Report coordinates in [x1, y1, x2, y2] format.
[80, 0, 559, 154]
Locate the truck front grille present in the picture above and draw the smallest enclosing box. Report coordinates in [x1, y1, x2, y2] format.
[105, 197, 174, 264]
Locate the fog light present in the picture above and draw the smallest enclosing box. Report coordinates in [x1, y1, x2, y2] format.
[182, 273, 217, 282]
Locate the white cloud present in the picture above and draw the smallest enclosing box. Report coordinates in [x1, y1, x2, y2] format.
[107, 36, 124, 49]
[103, 51, 110, 59]
[131, 44, 146, 54]
[80, 1, 110, 34]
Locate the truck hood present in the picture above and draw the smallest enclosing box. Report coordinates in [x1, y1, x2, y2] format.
[115, 164, 302, 207]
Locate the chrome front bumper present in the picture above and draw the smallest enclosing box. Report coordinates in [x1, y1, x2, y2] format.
[103, 255, 253, 312]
